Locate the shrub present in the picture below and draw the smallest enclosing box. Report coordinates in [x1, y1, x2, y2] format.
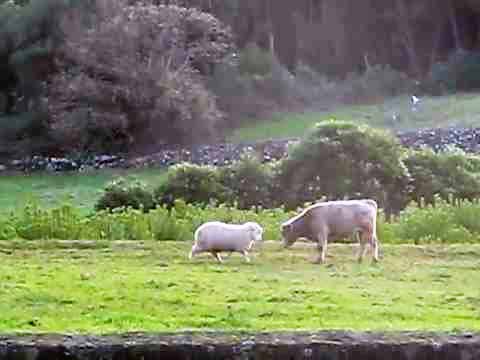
[95, 177, 155, 212]
[238, 43, 277, 76]
[276, 120, 412, 213]
[209, 45, 320, 131]
[2, 197, 480, 243]
[405, 147, 480, 205]
[392, 197, 477, 244]
[46, 0, 235, 152]
[343, 64, 413, 104]
[428, 49, 480, 93]
[0, 110, 56, 158]
[219, 152, 278, 209]
[154, 163, 227, 207]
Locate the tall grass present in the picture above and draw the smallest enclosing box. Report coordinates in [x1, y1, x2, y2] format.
[1, 197, 480, 243]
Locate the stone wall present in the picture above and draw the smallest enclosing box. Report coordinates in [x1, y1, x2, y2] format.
[0, 332, 479, 360]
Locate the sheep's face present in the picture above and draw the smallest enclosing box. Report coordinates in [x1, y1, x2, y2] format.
[246, 222, 263, 242]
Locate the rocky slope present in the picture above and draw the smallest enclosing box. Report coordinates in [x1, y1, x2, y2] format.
[2, 126, 480, 172]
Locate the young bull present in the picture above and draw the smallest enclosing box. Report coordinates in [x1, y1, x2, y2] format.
[280, 199, 379, 264]
[189, 221, 264, 263]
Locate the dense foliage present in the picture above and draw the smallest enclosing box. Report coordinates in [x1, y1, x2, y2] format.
[47, 0, 234, 152]
[277, 121, 412, 212]
[427, 50, 480, 93]
[3, 196, 480, 244]
[218, 153, 279, 209]
[154, 163, 228, 207]
[151, 121, 480, 214]
[95, 177, 156, 213]
[405, 147, 480, 205]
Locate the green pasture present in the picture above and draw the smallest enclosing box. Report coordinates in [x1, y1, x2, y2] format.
[0, 241, 478, 333]
[0, 168, 166, 215]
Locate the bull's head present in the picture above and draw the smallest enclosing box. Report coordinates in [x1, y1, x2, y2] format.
[280, 223, 297, 248]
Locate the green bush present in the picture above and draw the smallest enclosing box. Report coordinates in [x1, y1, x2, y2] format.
[208, 47, 303, 130]
[392, 197, 478, 244]
[95, 177, 155, 212]
[428, 50, 480, 93]
[219, 153, 278, 209]
[277, 120, 412, 212]
[343, 64, 413, 103]
[154, 163, 227, 207]
[13, 202, 83, 240]
[405, 147, 480, 205]
[238, 43, 277, 76]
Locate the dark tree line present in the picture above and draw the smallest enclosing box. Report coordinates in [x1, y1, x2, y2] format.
[159, 0, 480, 77]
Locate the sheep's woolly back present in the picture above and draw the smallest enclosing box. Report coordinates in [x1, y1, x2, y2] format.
[192, 221, 262, 251]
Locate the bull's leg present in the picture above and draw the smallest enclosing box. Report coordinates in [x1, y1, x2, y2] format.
[211, 251, 224, 263]
[313, 233, 328, 264]
[358, 231, 372, 263]
[357, 240, 367, 263]
[188, 245, 199, 260]
[371, 235, 379, 263]
[242, 250, 251, 262]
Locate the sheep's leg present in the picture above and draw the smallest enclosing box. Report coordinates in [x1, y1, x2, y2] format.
[242, 250, 251, 262]
[211, 251, 224, 263]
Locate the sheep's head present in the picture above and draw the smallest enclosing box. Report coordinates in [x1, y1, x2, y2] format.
[245, 222, 264, 242]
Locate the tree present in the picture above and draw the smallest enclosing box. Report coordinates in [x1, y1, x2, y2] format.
[46, 0, 235, 153]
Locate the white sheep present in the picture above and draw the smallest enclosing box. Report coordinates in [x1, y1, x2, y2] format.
[188, 221, 264, 263]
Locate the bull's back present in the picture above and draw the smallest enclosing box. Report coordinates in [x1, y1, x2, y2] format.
[309, 201, 375, 237]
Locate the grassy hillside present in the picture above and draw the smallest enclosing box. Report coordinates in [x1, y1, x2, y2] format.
[229, 93, 480, 142]
[0, 168, 166, 215]
[0, 241, 478, 333]
[1, 92, 480, 215]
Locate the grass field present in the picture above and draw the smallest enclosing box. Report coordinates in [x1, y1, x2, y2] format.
[0, 168, 166, 215]
[228, 93, 480, 142]
[0, 241, 478, 333]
